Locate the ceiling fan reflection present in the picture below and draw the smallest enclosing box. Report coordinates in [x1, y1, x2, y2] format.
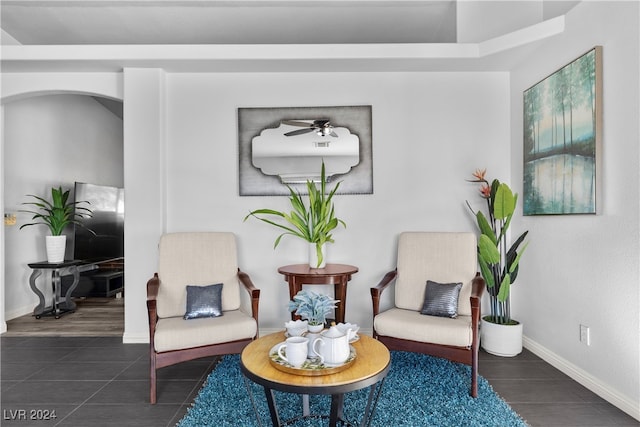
[282, 119, 338, 138]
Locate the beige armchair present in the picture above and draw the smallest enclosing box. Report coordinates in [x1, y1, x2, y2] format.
[371, 232, 484, 397]
[146, 232, 260, 404]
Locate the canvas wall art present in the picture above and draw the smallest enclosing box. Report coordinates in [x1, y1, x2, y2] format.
[523, 46, 602, 215]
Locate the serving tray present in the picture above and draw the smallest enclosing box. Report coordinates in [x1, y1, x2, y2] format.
[268, 343, 356, 376]
[285, 332, 360, 343]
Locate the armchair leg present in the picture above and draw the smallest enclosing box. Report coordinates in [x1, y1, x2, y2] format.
[471, 347, 478, 398]
[471, 366, 478, 398]
[150, 352, 157, 404]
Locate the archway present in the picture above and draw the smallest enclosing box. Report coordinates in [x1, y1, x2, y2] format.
[2, 84, 123, 335]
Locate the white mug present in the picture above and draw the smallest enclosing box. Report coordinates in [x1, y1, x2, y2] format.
[277, 336, 309, 368]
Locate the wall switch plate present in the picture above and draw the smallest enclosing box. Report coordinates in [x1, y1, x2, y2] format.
[580, 324, 590, 345]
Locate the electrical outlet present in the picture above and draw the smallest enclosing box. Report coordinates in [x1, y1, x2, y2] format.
[580, 324, 590, 345]
[4, 213, 16, 226]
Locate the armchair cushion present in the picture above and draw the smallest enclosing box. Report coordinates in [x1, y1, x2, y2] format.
[154, 310, 258, 353]
[420, 280, 463, 318]
[157, 232, 241, 318]
[395, 232, 476, 316]
[374, 308, 473, 348]
[184, 283, 223, 320]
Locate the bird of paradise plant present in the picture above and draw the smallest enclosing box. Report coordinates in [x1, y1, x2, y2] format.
[244, 162, 346, 268]
[467, 169, 529, 325]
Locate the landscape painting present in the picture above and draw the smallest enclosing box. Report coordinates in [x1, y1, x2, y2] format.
[523, 47, 602, 215]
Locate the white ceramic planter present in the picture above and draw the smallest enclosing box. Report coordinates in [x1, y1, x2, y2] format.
[307, 323, 324, 333]
[309, 243, 326, 268]
[45, 235, 66, 263]
[480, 317, 523, 357]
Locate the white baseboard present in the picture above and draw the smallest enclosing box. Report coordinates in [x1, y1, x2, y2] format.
[259, 327, 281, 337]
[258, 327, 374, 338]
[123, 332, 149, 344]
[5, 304, 33, 321]
[523, 336, 640, 421]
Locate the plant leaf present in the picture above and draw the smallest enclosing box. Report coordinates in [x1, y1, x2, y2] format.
[478, 234, 500, 264]
[493, 183, 515, 220]
[476, 211, 497, 245]
[497, 273, 511, 302]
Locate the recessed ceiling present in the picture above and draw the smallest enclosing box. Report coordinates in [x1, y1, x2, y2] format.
[2, 1, 458, 45]
[1, 0, 578, 46]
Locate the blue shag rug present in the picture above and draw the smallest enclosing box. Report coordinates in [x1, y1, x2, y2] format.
[178, 352, 528, 427]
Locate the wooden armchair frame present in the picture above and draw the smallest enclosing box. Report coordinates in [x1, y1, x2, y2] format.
[147, 268, 260, 404]
[371, 270, 484, 397]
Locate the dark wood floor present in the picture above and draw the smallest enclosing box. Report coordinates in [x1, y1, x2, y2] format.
[1, 299, 638, 426]
[4, 297, 124, 337]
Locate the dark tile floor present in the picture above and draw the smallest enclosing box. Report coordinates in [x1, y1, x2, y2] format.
[1, 336, 638, 427]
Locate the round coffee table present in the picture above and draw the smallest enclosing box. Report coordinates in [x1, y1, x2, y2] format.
[241, 331, 390, 427]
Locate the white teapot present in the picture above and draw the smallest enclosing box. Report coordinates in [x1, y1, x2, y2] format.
[312, 325, 352, 366]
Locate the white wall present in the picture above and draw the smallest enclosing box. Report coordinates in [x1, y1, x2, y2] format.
[510, 1, 639, 415]
[1, 2, 637, 418]
[162, 71, 510, 330]
[122, 68, 167, 342]
[3, 94, 123, 319]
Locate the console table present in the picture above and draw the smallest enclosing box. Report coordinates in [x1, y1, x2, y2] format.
[28, 260, 82, 319]
[278, 264, 358, 324]
[28, 257, 124, 319]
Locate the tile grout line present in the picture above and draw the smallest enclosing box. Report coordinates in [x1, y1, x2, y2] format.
[167, 356, 221, 427]
[52, 353, 146, 426]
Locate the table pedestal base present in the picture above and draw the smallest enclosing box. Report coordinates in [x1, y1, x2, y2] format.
[28, 262, 80, 319]
[244, 378, 385, 427]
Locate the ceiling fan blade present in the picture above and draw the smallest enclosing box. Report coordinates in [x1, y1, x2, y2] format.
[284, 128, 315, 137]
[282, 120, 313, 128]
[314, 119, 331, 127]
[328, 130, 338, 137]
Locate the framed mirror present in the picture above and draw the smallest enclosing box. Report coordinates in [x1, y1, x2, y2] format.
[238, 105, 373, 196]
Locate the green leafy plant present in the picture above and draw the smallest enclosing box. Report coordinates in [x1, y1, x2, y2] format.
[287, 289, 339, 326]
[467, 169, 529, 325]
[243, 161, 346, 267]
[20, 186, 93, 236]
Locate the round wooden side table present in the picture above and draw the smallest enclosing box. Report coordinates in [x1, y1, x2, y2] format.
[240, 331, 390, 427]
[278, 264, 359, 324]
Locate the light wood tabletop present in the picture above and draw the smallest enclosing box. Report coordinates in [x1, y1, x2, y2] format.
[241, 331, 389, 392]
[240, 331, 390, 426]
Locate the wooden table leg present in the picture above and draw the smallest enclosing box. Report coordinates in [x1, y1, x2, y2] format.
[334, 278, 347, 323]
[288, 277, 303, 321]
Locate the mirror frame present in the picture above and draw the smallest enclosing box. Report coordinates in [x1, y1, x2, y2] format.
[238, 105, 373, 196]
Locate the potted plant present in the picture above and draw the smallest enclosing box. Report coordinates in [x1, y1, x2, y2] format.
[467, 169, 529, 356]
[244, 161, 346, 268]
[288, 289, 339, 332]
[20, 186, 93, 263]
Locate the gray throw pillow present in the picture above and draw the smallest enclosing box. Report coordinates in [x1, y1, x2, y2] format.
[184, 283, 223, 320]
[420, 280, 463, 318]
